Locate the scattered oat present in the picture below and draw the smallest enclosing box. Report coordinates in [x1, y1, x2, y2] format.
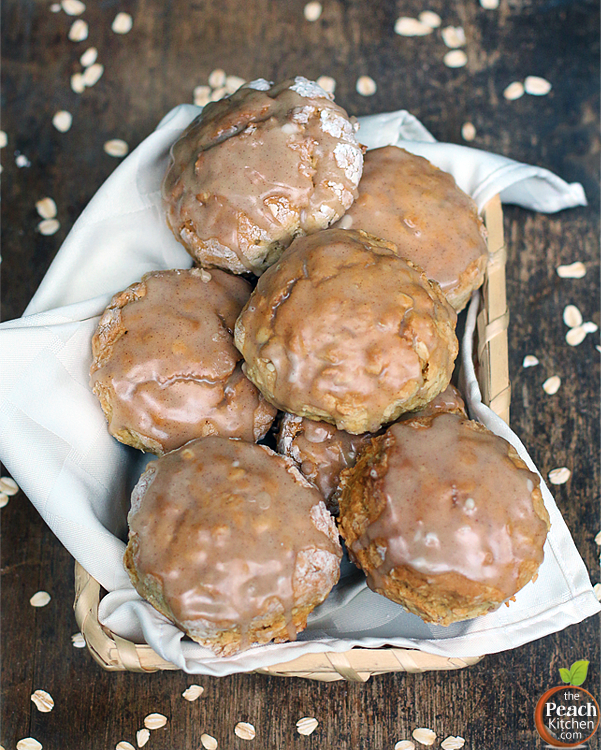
[80, 46, 97, 67]
[200, 734, 218, 750]
[16, 154, 31, 167]
[71, 632, 86, 647]
[524, 76, 552, 96]
[461, 122, 476, 141]
[394, 742, 416, 750]
[50, 3, 61, 11]
[356, 75, 377, 96]
[443, 50, 467, 68]
[522, 354, 539, 368]
[566, 326, 587, 346]
[182, 684, 204, 701]
[31, 689, 54, 713]
[316, 75, 336, 94]
[480, 0, 499, 7]
[503, 81, 524, 101]
[82, 62, 104, 87]
[53, 110, 73, 132]
[595, 531, 601, 545]
[30, 591, 51, 607]
[418, 11, 441, 28]
[16, 740, 43, 750]
[0, 476, 19, 495]
[68, 18, 88, 41]
[225, 75, 246, 94]
[594, 583, 601, 601]
[38, 219, 61, 236]
[194, 85, 211, 107]
[441, 737, 465, 750]
[557, 261, 586, 279]
[0, 493, 9, 508]
[71, 72, 86, 93]
[104, 139, 129, 157]
[548, 467, 571, 485]
[36, 198, 58, 220]
[412, 728, 437, 746]
[208, 69, 226, 88]
[441, 26, 466, 48]
[0, 131, 7, 148]
[234, 722, 256, 740]
[563, 304, 583, 328]
[582, 321, 598, 333]
[394, 17, 433, 36]
[136, 729, 150, 748]
[112, 12, 133, 34]
[303, 1, 322, 21]
[296, 717, 319, 736]
[61, 0, 85, 15]
[144, 713, 168, 730]
[116, 743, 136, 750]
[542, 375, 561, 395]
[210, 86, 227, 102]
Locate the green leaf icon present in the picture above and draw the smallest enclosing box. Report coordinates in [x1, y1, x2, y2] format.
[559, 667, 572, 683]
[569, 660, 589, 687]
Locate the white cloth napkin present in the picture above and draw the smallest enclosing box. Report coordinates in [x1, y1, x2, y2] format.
[1, 105, 597, 676]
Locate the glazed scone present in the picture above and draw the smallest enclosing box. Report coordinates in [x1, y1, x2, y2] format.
[235, 228, 458, 434]
[400, 382, 467, 420]
[162, 77, 364, 275]
[278, 385, 466, 512]
[333, 146, 488, 311]
[124, 437, 342, 655]
[90, 268, 276, 454]
[277, 413, 373, 512]
[337, 412, 550, 625]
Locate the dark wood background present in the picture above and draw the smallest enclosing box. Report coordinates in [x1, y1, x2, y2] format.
[2, 1, 599, 748]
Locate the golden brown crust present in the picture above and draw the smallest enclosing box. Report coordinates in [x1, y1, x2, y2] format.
[333, 146, 489, 312]
[235, 228, 458, 434]
[124, 438, 342, 655]
[338, 414, 550, 625]
[162, 78, 363, 275]
[90, 268, 276, 454]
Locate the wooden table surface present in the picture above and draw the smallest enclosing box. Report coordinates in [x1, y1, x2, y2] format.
[2, 1, 599, 748]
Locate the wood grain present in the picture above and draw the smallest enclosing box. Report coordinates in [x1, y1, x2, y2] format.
[1, 0, 599, 748]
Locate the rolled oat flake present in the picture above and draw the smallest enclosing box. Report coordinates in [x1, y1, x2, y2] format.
[412, 727, 437, 745]
[112, 12, 133, 34]
[16, 740, 43, 750]
[104, 139, 129, 157]
[31, 689, 54, 712]
[234, 722, 256, 740]
[548, 467, 571, 485]
[443, 50, 467, 68]
[296, 717, 319, 735]
[144, 713, 168, 730]
[201, 734, 218, 750]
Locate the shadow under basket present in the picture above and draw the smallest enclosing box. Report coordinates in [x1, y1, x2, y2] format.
[73, 195, 509, 680]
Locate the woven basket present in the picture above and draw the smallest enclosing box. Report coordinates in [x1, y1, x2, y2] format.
[73, 195, 509, 680]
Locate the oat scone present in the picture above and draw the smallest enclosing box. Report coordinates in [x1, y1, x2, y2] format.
[124, 437, 342, 656]
[235, 228, 458, 434]
[277, 385, 466, 512]
[337, 412, 550, 625]
[162, 77, 364, 275]
[333, 146, 488, 311]
[90, 268, 276, 454]
[277, 413, 373, 512]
